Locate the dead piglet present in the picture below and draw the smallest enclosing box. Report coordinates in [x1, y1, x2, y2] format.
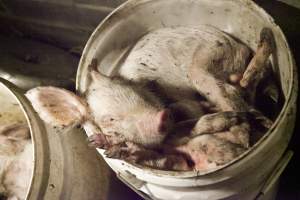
[118, 26, 275, 141]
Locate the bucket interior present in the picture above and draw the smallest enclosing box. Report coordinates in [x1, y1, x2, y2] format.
[77, 0, 295, 177]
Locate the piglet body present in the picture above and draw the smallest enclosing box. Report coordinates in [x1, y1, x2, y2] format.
[119, 25, 252, 111]
[0, 124, 33, 200]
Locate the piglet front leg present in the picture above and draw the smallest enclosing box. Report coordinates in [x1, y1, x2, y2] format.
[87, 132, 125, 149]
[190, 111, 248, 136]
[104, 142, 191, 171]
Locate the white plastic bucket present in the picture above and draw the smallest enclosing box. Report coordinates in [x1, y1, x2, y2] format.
[77, 0, 298, 199]
[0, 78, 112, 200]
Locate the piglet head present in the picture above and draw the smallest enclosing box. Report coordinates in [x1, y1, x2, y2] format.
[135, 109, 173, 147]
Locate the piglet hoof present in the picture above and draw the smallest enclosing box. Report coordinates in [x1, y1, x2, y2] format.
[104, 143, 132, 159]
[163, 155, 191, 171]
[260, 28, 275, 52]
[249, 109, 273, 129]
[87, 134, 110, 149]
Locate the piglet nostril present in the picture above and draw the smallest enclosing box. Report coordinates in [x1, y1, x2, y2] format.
[156, 109, 173, 133]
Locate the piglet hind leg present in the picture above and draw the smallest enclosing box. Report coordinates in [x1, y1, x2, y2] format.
[188, 42, 250, 112]
[189, 67, 248, 112]
[240, 28, 275, 90]
[26, 86, 88, 128]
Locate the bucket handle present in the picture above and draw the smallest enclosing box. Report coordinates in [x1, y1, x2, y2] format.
[255, 150, 293, 200]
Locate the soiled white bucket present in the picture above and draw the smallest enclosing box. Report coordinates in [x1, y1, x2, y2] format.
[0, 78, 111, 200]
[77, 0, 298, 199]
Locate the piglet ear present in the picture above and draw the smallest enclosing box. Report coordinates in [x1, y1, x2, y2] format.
[26, 86, 88, 127]
[156, 109, 172, 133]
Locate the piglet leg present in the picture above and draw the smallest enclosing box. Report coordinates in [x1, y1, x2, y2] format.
[87, 132, 125, 149]
[248, 108, 273, 129]
[104, 142, 191, 171]
[188, 43, 250, 112]
[190, 111, 249, 137]
[26, 86, 88, 127]
[190, 109, 272, 134]
[189, 67, 248, 112]
[240, 28, 275, 89]
[213, 123, 250, 148]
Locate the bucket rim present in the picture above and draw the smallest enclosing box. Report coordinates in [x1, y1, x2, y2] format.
[0, 78, 50, 199]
